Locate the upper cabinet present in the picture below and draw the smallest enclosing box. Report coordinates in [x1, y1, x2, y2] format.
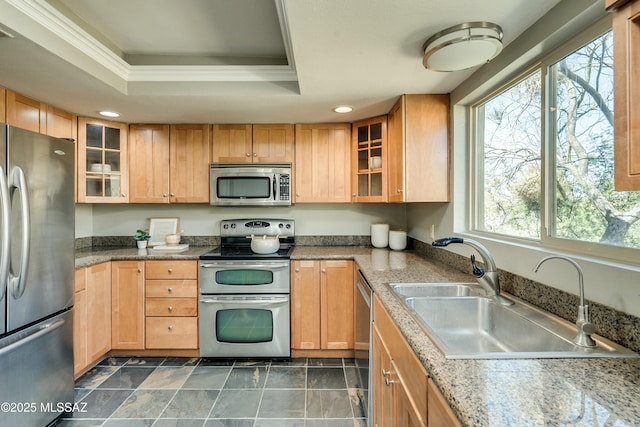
[129, 124, 211, 203]
[611, 0, 640, 190]
[5, 90, 77, 139]
[352, 116, 388, 202]
[387, 94, 450, 202]
[212, 124, 294, 164]
[77, 117, 129, 203]
[294, 123, 351, 203]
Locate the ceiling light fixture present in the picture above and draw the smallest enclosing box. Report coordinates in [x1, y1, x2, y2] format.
[332, 106, 353, 113]
[422, 22, 503, 72]
[99, 110, 120, 118]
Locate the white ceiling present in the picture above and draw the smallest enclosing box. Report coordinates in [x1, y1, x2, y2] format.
[0, 0, 562, 124]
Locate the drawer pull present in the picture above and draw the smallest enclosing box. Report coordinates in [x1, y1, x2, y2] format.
[382, 369, 391, 377]
[168, 268, 173, 273]
[167, 325, 173, 331]
[167, 287, 173, 293]
[385, 377, 395, 386]
[168, 306, 173, 312]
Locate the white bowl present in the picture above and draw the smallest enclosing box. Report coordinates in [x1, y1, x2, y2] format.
[90, 163, 111, 173]
[370, 156, 382, 169]
[165, 234, 181, 246]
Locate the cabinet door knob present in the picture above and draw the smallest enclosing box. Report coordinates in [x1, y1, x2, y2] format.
[385, 377, 395, 386]
[170, 193, 175, 197]
[163, 193, 167, 197]
[321, 268, 326, 273]
[168, 268, 173, 273]
[382, 369, 391, 377]
[121, 193, 127, 197]
[246, 153, 251, 157]
[253, 153, 257, 157]
[167, 287, 173, 293]
[294, 268, 300, 273]
[167, 325, 173, 331]
[168, 306, 173, 312]
[397, 189, 403, 193]
[296, 193, 301, 197]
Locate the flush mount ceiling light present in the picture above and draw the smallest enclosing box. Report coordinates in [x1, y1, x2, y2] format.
[332, 105, 353, 113]
[422, 22, 503, 72]
[99, 110, 120, 118]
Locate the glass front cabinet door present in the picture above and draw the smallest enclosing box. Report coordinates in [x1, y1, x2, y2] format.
[77, 118, 129, 203]
[352, 116, 388, 202]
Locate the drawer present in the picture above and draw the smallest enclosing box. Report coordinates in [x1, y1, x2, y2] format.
[146, 260, 197, 280]
[146, 279, 197, 298]
[146, 298, 198, 317]
[74, 268, 86, 293]
[145, 317, 198, 349]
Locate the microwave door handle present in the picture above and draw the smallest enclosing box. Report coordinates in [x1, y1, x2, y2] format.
[273, 174, 277, 201]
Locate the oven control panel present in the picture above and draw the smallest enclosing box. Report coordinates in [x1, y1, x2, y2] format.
[220, 218, 295, 237]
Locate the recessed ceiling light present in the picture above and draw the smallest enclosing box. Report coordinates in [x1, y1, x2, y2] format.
[332, 106, 353, 113]
[99, 110, 120, 118]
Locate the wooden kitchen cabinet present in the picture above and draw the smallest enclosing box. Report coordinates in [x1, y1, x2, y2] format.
[46, 105, 77, 140]
[77, 117, 129, 203]
[85, 262, 112, 365]
[128, 124, 170, 203]
[169, 124, 211, 202]
[212, 123, 294, 163]
[611, 0, 640, 190]
[144, 260, 198, 349]
[294, 123, 351, 202]
[352, 116, 388, 202]
[373, 294, 428, 427]
[0, 87, 6, 122]
[6, 90, 46, 133]
[111, 261, 145, 350]
[387, 94, 450, 202]
[73, 268, 88, 377]
[428, 379, 463, 427]
[291, 260, 354, 355]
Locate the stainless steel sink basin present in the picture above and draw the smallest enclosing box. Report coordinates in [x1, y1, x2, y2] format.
[390, 282, 481, 298]
[386, 284, 638, 359]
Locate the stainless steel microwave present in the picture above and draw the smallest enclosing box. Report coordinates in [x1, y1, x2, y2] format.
[210, 163, 292, 206]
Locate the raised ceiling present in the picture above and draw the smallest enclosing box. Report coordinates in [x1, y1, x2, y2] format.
[0, 0, 562, 123]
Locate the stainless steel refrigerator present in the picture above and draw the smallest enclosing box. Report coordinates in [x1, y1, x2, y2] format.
[0, 124, 75, 426]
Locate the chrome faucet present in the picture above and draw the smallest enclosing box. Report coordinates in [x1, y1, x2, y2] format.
[533, 256, 596, 348]
[432, 237, 513, 305]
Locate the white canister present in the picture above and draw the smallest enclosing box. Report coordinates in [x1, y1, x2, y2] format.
[371, 223, 389, 248]
[389, 229, 407, 251]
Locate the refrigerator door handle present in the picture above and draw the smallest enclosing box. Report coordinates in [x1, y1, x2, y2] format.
[0, 167, 9, 302]
[9, 166, 30, 299]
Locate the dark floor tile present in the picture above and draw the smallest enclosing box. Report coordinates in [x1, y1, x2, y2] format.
[234, 359, 271, 367]
[307, 367, 347, 389]
[257, 389, 305, 418]
[75, 366, 118, 389]
[125, 357, 166, 367]
[223, 366, 268, 389]
[98, 356, 131, 367]
[255, 420, 304, 427]
[349, 388, 368, 419]
[97, 366, 156, 389]
[265, 366, 306, 389]
[270, 357, 308, 366]
[69, 389, 133, 419]
[306, 389, 354, 419]
[154, 419, 207, 427]
[102, 419, 155, 427]
[183, 366, 231, 389]
[209, 389, 262, 418]
[110, 389, 176, 419]
[161, 389, 219, 418]
[161, 357, 200, 367]
[308, 358, 344, 367]
[139, 366, 194, 389]
[344, 366, 368, 389]
[342, 358, 356, 367]
[203, 419, 255, 427]
[198, 358, 235, 367]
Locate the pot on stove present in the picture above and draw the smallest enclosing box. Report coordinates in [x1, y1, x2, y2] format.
[250, 234, 280, 254]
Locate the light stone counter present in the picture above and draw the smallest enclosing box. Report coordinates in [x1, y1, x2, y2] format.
[294, 246, 640, 427]
[75, 245, 640, 426]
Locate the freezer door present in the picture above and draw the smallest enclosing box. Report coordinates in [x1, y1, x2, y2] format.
[0, 124, 5, 335]
[0, 309, 74, 427]
[6, 127, 74, 331]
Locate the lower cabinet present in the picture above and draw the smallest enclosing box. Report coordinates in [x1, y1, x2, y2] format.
[144, 260, 199, 349]
[373, 294, 462, 427]
[111, 261, 145, 350]
[291, 259, 354, 354]
[74, 262, 112, 377]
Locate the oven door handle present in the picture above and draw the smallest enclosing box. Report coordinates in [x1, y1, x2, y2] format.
[200, 296, 289, 305]
[200, 262, 290, 270]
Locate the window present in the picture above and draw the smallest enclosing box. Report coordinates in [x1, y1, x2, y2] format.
[474, 28, 640, 252]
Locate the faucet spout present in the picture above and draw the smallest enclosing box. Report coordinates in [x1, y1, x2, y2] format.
[432, 237, 512, 305]
[533, 255, 596, 348]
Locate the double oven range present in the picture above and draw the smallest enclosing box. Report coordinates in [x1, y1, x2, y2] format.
[198, 219, 294, 358]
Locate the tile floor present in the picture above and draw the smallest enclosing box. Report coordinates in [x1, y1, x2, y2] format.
[55, 357, 368, 427]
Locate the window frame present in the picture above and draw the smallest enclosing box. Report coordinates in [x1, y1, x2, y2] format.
[469, 18, 640, 265]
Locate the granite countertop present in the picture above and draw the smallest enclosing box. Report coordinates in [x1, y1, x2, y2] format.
[75, 245, 640, 426]
[74, 246, 213, 269]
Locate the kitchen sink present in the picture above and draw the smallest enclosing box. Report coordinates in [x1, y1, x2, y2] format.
[386, 283, 638, 359]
